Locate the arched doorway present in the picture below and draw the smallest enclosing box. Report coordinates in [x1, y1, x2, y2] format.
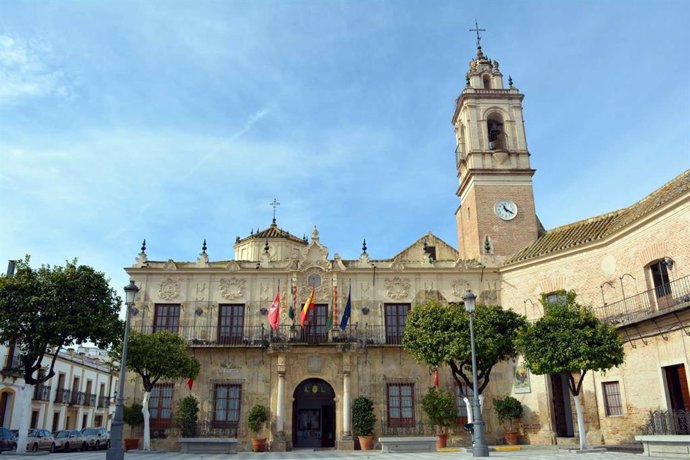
[292, 378, 335, 448]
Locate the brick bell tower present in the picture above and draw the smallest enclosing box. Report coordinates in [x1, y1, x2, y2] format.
[453, 35, 539, 262]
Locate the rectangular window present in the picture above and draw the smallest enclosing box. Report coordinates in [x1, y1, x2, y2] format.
[153, 304, 180, 333]
[387, 383, 415, 427]
[150, 383, 174, 427]
[30, 410, 39, 429]
[218, 304, 245, 345]
[650, 260, 672, 299]
[456, 383, 473, 423]
[305, 304, 328, 343]
[212, 384, 242, 428]
[385, 304, 411, 345]
[545, 292, 566, 305]
[602, 381, 623, 416]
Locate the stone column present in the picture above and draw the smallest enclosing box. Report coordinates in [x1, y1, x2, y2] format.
[271, 356, 288, 452]
[343, 370, 351, 436]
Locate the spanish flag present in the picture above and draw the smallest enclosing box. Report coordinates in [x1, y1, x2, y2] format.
[299, 287, 315, 327]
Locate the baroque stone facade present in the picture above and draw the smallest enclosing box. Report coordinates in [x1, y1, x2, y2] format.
[122, 42, 690, 451]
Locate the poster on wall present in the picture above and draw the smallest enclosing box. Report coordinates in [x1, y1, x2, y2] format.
[513, 361, 531, 394]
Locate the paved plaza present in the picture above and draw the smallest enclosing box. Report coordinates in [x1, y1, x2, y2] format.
[0, 447, 657, 460]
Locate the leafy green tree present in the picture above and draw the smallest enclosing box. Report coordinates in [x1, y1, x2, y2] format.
[0, 257, 123, 453]
[516, 291, 624, 451]
[113, 331, 200, 450]
[403, 299, 526, 394]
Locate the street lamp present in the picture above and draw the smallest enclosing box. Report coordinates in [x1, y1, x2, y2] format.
[463, 289, 490, 457]
[107, 280, 139, 460]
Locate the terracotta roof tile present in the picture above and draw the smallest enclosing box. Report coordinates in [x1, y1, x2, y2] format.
[506, 170, 690, 264]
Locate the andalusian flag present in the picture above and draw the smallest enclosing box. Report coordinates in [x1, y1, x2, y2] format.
[288, 286, 296, 322]
[299, 287, 315, 327]
[339, 284, 352, 331]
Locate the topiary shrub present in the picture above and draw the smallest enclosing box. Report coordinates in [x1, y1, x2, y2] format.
[247, 404, 268, 435]
[176, 395, 199, 437]
[493, 395, 523, 431]
[352, 396, 376, 436]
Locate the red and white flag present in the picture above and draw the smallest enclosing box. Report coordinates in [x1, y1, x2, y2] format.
[268, 291, 281, 331]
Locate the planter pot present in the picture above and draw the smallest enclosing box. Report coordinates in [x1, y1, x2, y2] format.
[358, 435, 374, 451]
[435, 433, 448, 449]
[251, 438, 267, 452]
[504, 430, 519, 445]
[124, 438, 140, 451]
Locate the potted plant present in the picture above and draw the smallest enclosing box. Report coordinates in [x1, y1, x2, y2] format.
[176, 395, 199, 438]
[352, 396, 376, 451]
[493, 395, 523, 445]
[247, 404, 269, 452]
[421, 387, 456, 448]
[123, 402, 144, 451]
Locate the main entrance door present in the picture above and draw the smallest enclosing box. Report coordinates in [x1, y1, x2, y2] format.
[292, 378, 335, 448]
[550, 373, 574, 437]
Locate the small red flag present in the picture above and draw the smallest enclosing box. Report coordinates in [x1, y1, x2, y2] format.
[187, 378, 194, 390]
[268, 291, 281, 331]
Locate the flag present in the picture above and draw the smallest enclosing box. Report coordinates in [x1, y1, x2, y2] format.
[268, 290, 280, 331]
[339, 285, 352, 331]
[288, 287, 295, 322]
[300, 287, 315, 327]
[187, 378, 194, 390]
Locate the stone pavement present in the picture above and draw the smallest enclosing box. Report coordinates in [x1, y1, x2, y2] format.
[0, 446, 658, 460]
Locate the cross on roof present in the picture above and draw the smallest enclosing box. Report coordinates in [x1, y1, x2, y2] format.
[469, 19, 486, 49]
[270, 198, 280, 223]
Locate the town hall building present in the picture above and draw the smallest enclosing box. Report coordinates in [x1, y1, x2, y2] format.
[122, 41, 690, 451]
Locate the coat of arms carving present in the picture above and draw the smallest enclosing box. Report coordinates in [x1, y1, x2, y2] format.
[385, 277, 410, 300]
[159, 278, 180, 301]
[452, 279, 471, 298]
[219, 278, 245, 300]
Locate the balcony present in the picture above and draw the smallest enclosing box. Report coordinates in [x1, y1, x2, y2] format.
[135, 323, 404, 347]
[33, 384, 51, 401]
[97, 395, 111, 408]
[593, 274, 690, 325]
[1, 354, 22, 376]
[55, 388, 71, 404]
[71, 391, 88, 406]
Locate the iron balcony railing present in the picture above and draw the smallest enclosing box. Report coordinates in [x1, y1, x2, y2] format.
[97, 396, 110, 408]
[55, 388, 71, 404]
[2, 354, 22, 373]
[136, 323, 405, 347]
[33, 384, 51, 401]
[645, 409, 690, 435]
[71, 391, 88, 406]
[593, 274, 690, 325]
[87, 394, 97, 407]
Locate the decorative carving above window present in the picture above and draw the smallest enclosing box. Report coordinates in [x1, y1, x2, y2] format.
[385, 277, 411, 300]
[159, 278, 180, 301]
[219, 278, 246, 300]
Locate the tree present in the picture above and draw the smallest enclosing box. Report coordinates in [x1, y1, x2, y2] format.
[0, 257, 123, 453]
[114, 330, 200, 450]
[516, 291, 624, 451]
[403, 299, 526, 394]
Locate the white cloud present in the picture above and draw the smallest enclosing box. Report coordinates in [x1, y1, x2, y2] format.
[0, 34, 70, 105]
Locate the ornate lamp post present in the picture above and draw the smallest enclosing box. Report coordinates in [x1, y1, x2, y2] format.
[107, 280, 139, 460]
[463, 289, 490, 457]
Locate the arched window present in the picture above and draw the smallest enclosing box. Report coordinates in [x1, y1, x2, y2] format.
[482, 74, 491, 89]
[648, 259, 672, 300]
[486, 115, 506, 150]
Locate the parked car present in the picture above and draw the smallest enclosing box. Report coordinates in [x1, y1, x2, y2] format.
[81, 427, 110, 450]
[0, 428, 16, 452]
[26, 429, 55, 452]
[52, 430, 88, 452]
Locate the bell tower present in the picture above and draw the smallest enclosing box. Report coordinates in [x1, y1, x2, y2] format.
[453, 33, 539, 262]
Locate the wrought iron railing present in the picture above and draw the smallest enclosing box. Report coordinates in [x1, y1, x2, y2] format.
[2, 354, 22, 372]
[644, 409, 690, 435]
[33, 384, 51, 401]
[593, 275, 690, 325]
[55, 388, 71, 404]
[71, 391, 87, 406]
[97, 396, 110, 408]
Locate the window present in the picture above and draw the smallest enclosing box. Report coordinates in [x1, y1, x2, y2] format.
[305, 304, 328, 343]
[150, 383, 174, 427]
[482, 74, 491, 89]
[456, 383, 473, 423]
[153, 304, 180, 333]
[212, 384, 242, 428]
[650, 260, 672, 299]
[30, 410, 39, 429]
[545, 291, 567, 306]
[218, 304, 245, 345]
[385, 304, 411, 345]
[602, 381, 623, 416]
[387, 383, 415, 427]
[487, 116, 505, 150]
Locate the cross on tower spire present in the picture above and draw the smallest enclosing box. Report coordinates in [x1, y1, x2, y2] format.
[469, 19, 486, 49]
[269, 198, 280, 225]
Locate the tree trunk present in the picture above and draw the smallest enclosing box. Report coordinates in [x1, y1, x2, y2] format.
[15, 383, 33, 454]
[142, 391, 151, 451]
[572, 392, 587, 451]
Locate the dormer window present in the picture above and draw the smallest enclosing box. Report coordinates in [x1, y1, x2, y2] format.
[482, 74, 491, 89]
[487, 116, 506, 150]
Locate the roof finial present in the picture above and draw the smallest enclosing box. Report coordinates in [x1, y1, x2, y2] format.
[269, 198, 280, 225]
[470, 19, 486, 50]
[362, 238, 367, 254]
[140, 239, 147, 254]
[201, 239, 207, 254]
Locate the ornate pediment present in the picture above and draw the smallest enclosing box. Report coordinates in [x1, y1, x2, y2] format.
[219, 277, 246, 300]
[225, 261, 241, 271]
[163, 259, 177, 270]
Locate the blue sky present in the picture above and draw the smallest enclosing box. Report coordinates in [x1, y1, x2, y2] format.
[1, 1, 689, 299]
